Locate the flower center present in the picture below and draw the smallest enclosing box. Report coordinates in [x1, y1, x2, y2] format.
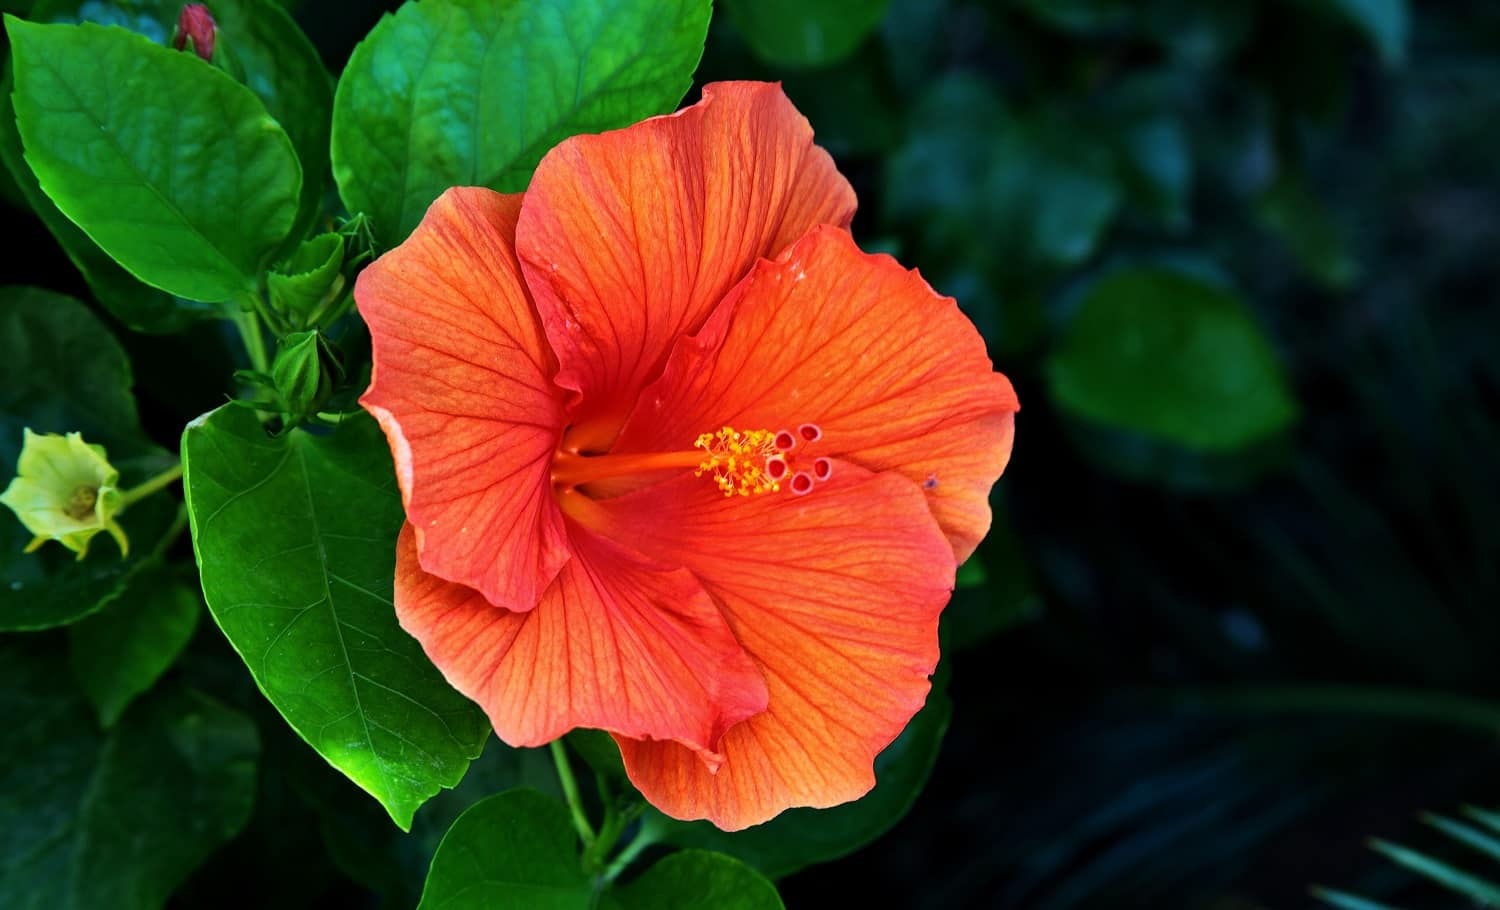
[692, 427, 781, 496]
[63, 485, 98, 520]
[550, 423, 830, 498]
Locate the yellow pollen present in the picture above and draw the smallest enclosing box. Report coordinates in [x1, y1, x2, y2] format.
[694, 427, 781, 497]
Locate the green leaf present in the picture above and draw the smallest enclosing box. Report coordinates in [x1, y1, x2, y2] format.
[1257, 173, 1360, 291]
[30, 0, 333, 247]
[611, 850, 784, 910]
[885, 74, 1122, 273]
[317, 739, 562, 908]
[0, 287, 142, 454]
[0, 286, 177, 630]
[567, 728, 628, 781]
[421, 825, 785, 910]
[68, 560, 200, 726]
[331, 0, 711, 245]
[723, 0, 889, 68]
[417, 789, 592, 910]
[0, 76, 215, 332]
[0, 0, 330, 330]
[0, 639, 259, 910]
[205, 0, 334, 246]
[182, 405, 489, 828]
[6, 18, 302, 301]
[656, 686, 953, 878]
[267, 232, 344, 326]
[0, 120, 22, 208]
[1046, 266, 1300, 454]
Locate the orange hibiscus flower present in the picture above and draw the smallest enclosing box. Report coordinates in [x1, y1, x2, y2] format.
[357, 82, 1018, 831]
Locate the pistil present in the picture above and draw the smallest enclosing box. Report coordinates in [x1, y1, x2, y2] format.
[552, 424, 828, 499]
[551, 449, 706, 488]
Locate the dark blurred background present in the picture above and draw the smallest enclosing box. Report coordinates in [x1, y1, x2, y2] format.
[9, 0, 1500, 907]
[745, 2, 1500, 908]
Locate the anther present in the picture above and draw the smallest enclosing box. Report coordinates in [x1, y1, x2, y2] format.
[694, 426, 781, 497]
[64, 485, 98, 520]
[798, 423, 822, 443]
[813, 458, 832, 482]
[789, 472, 814, 496]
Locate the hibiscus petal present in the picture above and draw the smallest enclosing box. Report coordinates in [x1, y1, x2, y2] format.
[393, 523, 768, 758]
[358, 187, 568, 611]
[595, 470, 955, 831]
[615, 225, 1019, 562]
[516, 81, 856, 448]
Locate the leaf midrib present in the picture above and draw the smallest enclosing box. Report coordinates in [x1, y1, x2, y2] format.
[291, 439, 389, 809]
[16, 24, 269, 294]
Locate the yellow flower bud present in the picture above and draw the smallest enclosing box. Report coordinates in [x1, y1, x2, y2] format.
[0, 430, 128, 559]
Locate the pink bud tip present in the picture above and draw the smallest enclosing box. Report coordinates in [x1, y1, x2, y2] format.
[173, 4, 216, 61]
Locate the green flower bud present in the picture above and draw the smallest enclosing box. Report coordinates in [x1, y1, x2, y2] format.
[272, 331, 325, 418]
[271, 330, 344, 421]
[0, 430, 128, 559]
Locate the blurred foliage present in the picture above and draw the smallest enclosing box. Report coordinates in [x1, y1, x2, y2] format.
[3, 0, 1499, 905]
[710, 0, 1500, 906]
[1317, 804, 1500, 909]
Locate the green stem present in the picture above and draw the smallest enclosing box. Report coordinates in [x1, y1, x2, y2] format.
[232, 306, 270, 374]
[303, 284, 353, 331]
[118, 462, 184, 509]
[146, 503, 189, 561]
[584, 800, 628, 873]
[602, 816, 662, 883]
[551, 740, 596, 846]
